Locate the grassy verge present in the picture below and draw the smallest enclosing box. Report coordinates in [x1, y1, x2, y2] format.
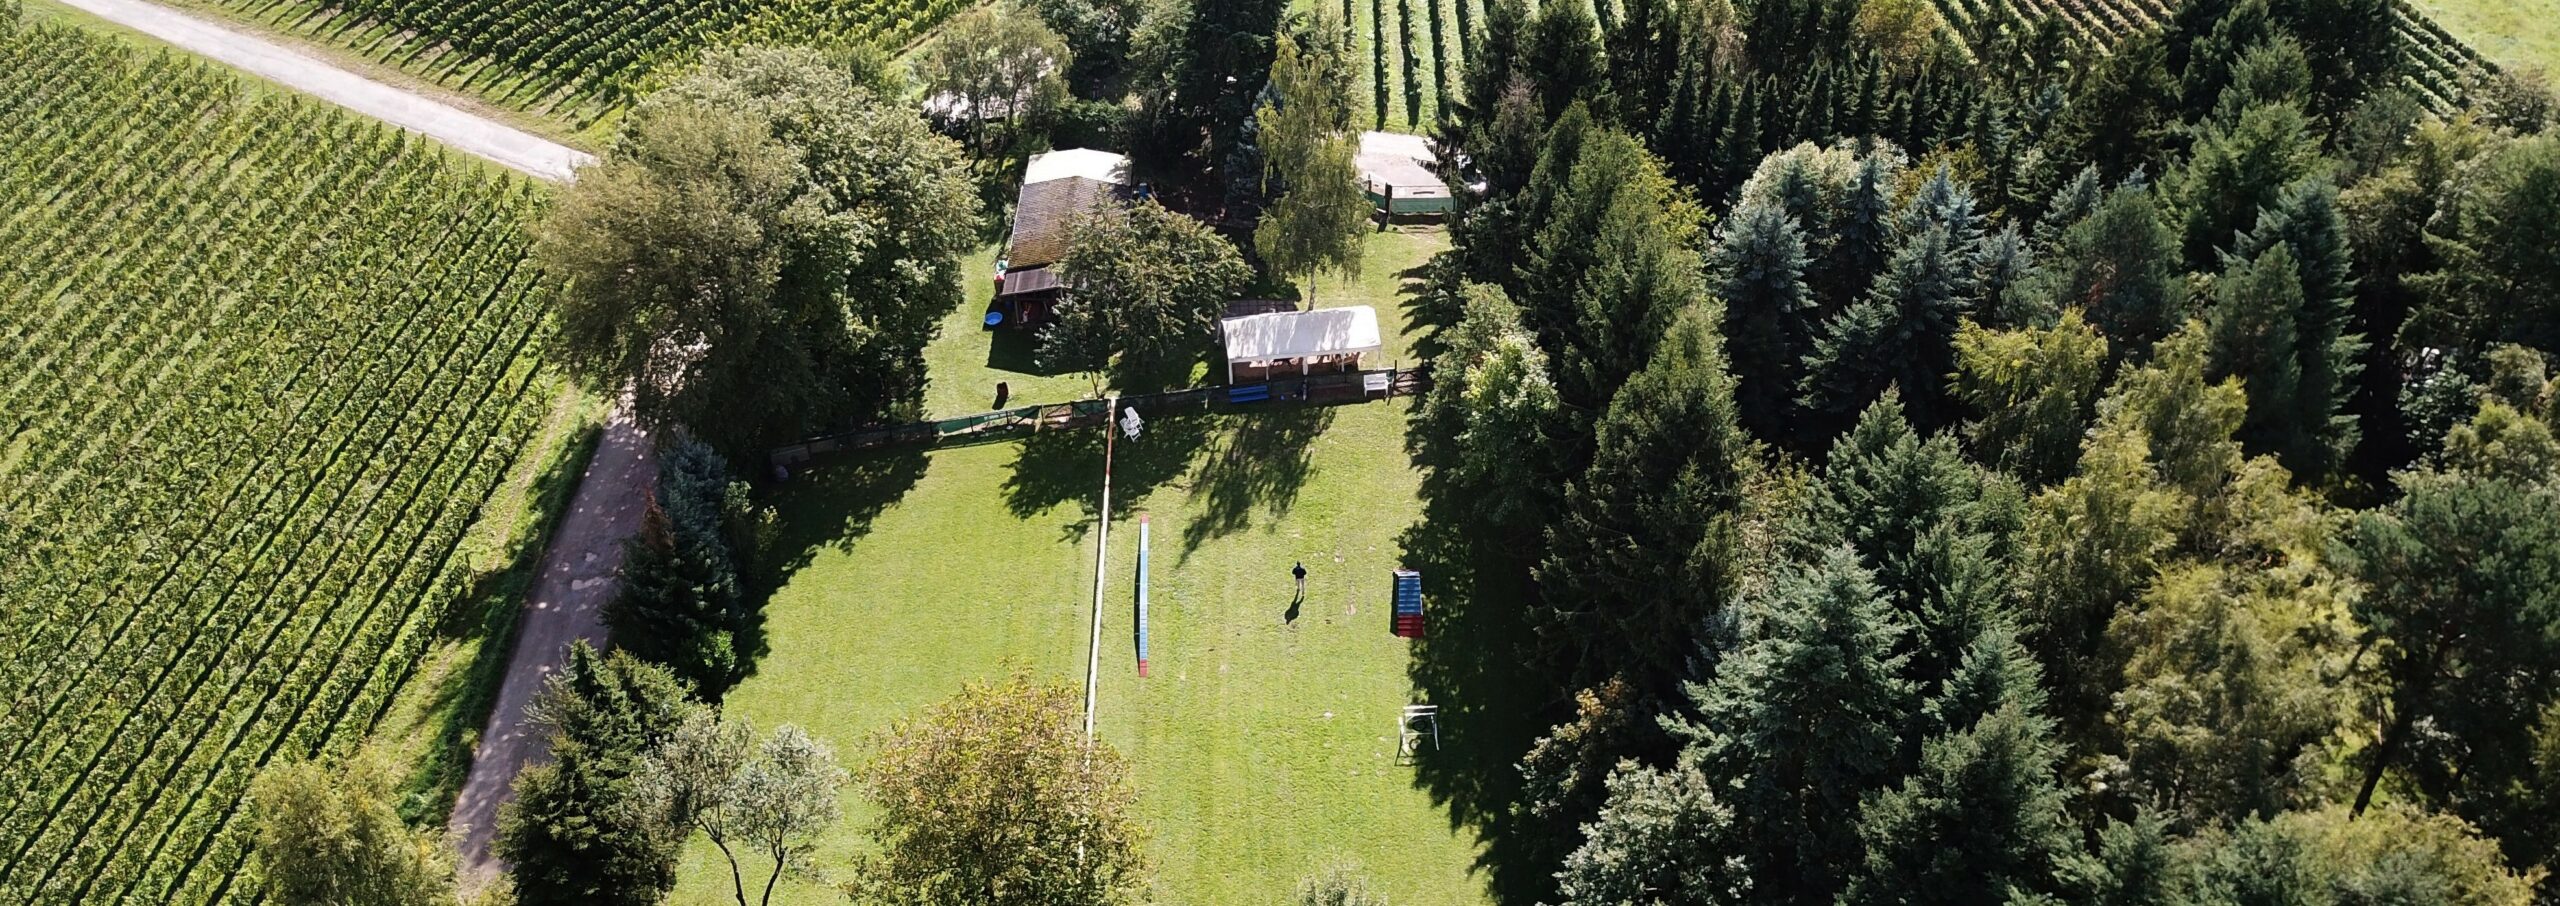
[369, 381, 609, 824]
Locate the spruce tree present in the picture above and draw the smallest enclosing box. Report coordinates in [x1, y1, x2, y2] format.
[2204, 245, 2311, 476]
[499, 643, 695, 906]
[2231, 176, 2361, 483]
[1537, 307, 1752, 692]
[1973, 222, 2041, 326]
[1824, 151, 1899, 308]
[2172, 101, 2323, 265]
[2033, 184, 2184, 357]
[1838, 702, 2075, 906]
[1681, 545, 1913, 904]
[1802, 222, 1970, 434]
[1713, 199, 1818, 442]
[609, 439, 753, 696]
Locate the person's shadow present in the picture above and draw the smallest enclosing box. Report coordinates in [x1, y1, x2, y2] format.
[1284, 590, 1303, 625]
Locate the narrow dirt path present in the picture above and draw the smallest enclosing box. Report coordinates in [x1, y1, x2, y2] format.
[449, 404, 655, 890]
[55, 0, 594, 180]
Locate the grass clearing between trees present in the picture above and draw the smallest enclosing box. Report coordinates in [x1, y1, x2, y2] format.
[670, 405, 1491, 906]
[674, 227, 1492, 905]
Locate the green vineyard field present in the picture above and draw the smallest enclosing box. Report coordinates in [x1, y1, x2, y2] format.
[1320, 0, 1476, 131]
[1928, 0, 2497, 113]
[0, 13, 558, 904]
[186, 0, 973, 130]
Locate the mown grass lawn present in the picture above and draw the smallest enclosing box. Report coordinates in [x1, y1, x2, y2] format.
[668, 403, 1490, 906]
[2409, 0, 2560, 74]
[671, 227, 1489, 905]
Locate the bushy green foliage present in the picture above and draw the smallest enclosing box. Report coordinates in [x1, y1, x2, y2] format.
[852, 673, 1152, 906]
[1040, 198, 1254, 382]
[498, 644, 696, 906]
[1677, 546, 1912, 903]
[249, 752, 459, 906]
[539, 47, 978, 454]
[1538, 307, 1754, 691]
[610, 440, 764, 697]
[1953, 311, 2109, 487]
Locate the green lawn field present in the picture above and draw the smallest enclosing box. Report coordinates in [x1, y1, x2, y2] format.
[672, 227, 1495, 905]
[669, 403, 1491, 906]
[2410, 0, 2560, 74]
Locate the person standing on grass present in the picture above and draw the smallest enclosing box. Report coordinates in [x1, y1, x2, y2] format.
[1293, 562, 1307, 599]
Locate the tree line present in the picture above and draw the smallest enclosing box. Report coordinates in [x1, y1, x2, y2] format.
[1417, 0, 2560, 902]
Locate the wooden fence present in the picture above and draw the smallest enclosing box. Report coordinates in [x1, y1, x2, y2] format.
[769, 366, 1430, 470]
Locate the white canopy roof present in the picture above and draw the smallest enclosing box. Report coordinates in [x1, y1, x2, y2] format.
[1024, 148, 1130, 186]
[1221, 306, 1384, 363]
[1357, 131, 1447, 198]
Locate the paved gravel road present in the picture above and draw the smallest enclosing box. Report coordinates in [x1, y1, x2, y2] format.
[450, 406, 655, 891]
[57, 0, 594, 180]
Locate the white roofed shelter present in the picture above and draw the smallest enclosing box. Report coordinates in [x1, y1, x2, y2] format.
[1220, 306, 1384, 383]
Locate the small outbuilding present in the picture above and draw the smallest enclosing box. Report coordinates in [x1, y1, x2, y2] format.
[1357, 131, 1452, 219]
[1219, 305, 1383, 383]
[992, 148, 1133, 328]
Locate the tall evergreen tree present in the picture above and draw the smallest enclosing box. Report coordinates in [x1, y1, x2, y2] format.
[1713, 199, 1818, 442]
[2173, 101, 2323, 265]
[610, 440, 756, 696]
[1518, 115, 1709, 424]
[499, 643, 695, 906]
[1802, 222, 1971, 433]
[1680, 545, 1913, 905]
[2033, 184, 2185, 358]
[2233, 176, 2362, 481]
[1838, 702, 2075, 906]
[2203, 245, 2312, 477]
[1538, 307, 1753, 692]
[1973, 223, 2041, 326]
[1823, 151, 1899, 308]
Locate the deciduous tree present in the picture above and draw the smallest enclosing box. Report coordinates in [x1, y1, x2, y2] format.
[248, 751, 458, 906]
[1039, 199, 1253, 384]
[914, 6, 1071, 155]
[539, 47, 977, 454]
[851, 673, 1151, 906]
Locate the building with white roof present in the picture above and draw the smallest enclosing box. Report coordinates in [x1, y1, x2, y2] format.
[1219, 306, 1384, 383]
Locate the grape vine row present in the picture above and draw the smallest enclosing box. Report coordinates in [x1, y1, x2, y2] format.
[0, 14, 557, 904]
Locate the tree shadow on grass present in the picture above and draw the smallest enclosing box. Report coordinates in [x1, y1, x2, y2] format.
[400, 418, 602, 822]
[1001, 412, 1213, 541]
[1177, 405, 1336, 559]
[1399, 498, 1576, 906]
[762, 447, 932, 580]
[1391, 282, 1582, 903]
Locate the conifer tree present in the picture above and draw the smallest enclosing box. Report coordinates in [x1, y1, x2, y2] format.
[2204, 245, 2311, 474]
[1824, 151, 1899, 307]
[1713, 199, 1818, 441]
[1973, 223, 2041, 326]
[500, 644, 696, 906]
[1838, 702, 2075, 906]
[1802, 222, 1970, 433]
[2173, 101, 2323, 264]
[1538, 307, 1752, 692]
[2234, 177, 2362, 481]
[1680, 546, 1913, 903]
[610, 439, 756, 696]
[2033, 184, 2184, 357]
